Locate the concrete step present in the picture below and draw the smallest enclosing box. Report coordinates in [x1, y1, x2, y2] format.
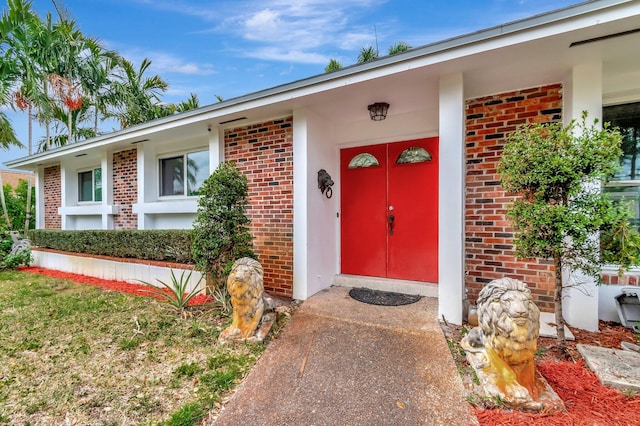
[332, 274, 438, 298]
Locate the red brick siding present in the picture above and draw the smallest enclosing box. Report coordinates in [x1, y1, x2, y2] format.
[601, 272, 640, 286]
[43, 165, 61, 229]
[113, 149, 138, 230]
[465, 84, 563, 312]
[224, 117, 294, 298]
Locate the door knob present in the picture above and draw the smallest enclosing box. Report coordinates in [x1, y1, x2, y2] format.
[389, 214, 395, 235]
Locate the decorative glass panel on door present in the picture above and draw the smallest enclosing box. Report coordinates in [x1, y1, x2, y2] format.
[348, 153, 379, 169]
[396, 146, 431, 164]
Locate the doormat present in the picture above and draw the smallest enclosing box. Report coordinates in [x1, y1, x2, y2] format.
[348, 287, 421, 306]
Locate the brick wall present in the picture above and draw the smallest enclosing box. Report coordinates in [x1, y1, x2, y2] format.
[601, 272, 640, 286]
[43, 165, 61, 229]
[224, 118, 294, 298]
[465, 84, 563, 312]
[113, 149, 138, 230]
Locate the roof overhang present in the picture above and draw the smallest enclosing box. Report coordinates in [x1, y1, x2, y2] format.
[7, 0, 640, 170]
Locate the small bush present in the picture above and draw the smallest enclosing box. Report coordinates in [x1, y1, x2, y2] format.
[141, 269, 203, 314]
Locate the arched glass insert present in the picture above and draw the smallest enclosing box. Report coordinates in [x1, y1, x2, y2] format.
[396, 146, 432, 164]
[348, 153, 379, 169]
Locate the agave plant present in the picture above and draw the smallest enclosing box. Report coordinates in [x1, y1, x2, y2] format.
[141, 269, 202, 314]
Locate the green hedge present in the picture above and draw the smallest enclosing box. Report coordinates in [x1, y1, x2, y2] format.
[27, 230, 194, 264]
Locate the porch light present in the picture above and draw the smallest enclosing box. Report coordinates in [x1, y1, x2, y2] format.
[368, 102, 389, 121]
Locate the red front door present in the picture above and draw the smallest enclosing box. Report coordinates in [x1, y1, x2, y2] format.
[340, 138, 438, 282]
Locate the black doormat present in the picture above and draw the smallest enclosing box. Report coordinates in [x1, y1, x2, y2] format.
[348, 287, 421, 306]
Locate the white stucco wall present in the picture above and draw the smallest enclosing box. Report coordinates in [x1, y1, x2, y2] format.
[304, 109, 339, 299]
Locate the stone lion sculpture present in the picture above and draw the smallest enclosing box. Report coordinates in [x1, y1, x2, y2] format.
[218, 257, 266, 343]
[461, 277, 541, 404]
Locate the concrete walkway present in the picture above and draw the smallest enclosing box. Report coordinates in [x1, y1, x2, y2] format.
[213, 287, 477, 425]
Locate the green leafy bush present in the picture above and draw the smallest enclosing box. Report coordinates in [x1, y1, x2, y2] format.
[28, 229, 193, 263]
[498, 112, 640, 346]
[191, 162, 256, 288]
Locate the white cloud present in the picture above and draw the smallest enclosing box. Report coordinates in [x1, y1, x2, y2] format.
[115, 46, 216, 77]
[149, 52, 216, 76]
[241, 47, 328, 64]
[139, 0, 385, 64]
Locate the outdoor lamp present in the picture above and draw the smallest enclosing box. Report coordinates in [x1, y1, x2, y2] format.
[368, 102, 389, 121]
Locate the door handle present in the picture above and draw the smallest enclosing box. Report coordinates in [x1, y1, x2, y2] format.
[389, 214, 395, 235]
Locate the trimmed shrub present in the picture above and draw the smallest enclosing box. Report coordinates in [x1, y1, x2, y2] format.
[27, 229, 193, 263]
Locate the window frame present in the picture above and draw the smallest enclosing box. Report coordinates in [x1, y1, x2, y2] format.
[77, 167, 102, 203]
[603, 102, 640, 232]
[158, 148, 209, 198]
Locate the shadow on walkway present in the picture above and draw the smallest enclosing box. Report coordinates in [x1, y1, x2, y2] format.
[213, 286, 478, 425]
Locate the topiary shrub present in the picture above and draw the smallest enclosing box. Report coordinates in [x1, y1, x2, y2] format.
[191, 162, 256, 288]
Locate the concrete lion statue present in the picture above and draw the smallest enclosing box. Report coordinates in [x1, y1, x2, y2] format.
[218, 257, 266, 343]
[461, 277, 541, 404]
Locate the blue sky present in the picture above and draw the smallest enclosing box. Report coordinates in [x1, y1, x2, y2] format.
[2, 0, 583, 168]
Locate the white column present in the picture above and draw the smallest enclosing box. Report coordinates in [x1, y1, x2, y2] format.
[35, 167, 44, 229]
[438, 73, 465, 324]
[562, 61, 603, 332]
[59, 163, 69, 230]
[101, 153, 113, 230]
[209, 127, 223, 172]
[292, 109, 309, 300]
[135, 145, 146, 230]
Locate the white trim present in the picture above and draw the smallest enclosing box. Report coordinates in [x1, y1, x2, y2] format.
[132, 200, 198, 215]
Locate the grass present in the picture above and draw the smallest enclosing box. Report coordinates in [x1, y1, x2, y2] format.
[0, 270, 265, 425]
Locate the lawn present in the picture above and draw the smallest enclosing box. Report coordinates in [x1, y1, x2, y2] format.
[0, 270, 264, 425]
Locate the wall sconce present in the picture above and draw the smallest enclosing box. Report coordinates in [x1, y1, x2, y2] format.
[368, 102, 389, 121]
[317, 169, 334, 199]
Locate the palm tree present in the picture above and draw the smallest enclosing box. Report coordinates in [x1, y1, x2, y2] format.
[175, 93, 200, 113]
[38, 98, 94, 151]
[357, 46, 379, 64]
[3, 0, 41, 155]
[388, 41, 412, 55]
[0, 61, 20, 149]
[106, 58, 168, 128]
[47, 15, 91, 144]
[78, 41, 121, 134]
[324, 58, 343, 73]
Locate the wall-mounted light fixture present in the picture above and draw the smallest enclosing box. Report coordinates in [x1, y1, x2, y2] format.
[368, 102, 389, 121]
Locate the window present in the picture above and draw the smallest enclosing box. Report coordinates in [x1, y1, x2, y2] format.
[160, 150, 209, 197]
[78, 168, 102, 202]
[604, 102, 640, 230]
[348, 153, 379, 169]
[396, 146, 432, 164]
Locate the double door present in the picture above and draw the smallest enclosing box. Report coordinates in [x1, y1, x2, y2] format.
[340, 138, 438, 282]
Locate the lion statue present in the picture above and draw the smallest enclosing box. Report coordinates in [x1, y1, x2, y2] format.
[219, 257, 267, 343]
[461, 277, 541, 402]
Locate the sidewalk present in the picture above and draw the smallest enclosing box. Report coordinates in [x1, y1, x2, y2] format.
[212, 286, 477, 425]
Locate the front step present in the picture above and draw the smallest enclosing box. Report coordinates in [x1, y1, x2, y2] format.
[332, 274, 438, 298]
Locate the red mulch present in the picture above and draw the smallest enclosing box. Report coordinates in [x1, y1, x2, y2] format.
[476, 323, 640, 426]
[18, 266, 211, 306]
[477, 360, 640, 425]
